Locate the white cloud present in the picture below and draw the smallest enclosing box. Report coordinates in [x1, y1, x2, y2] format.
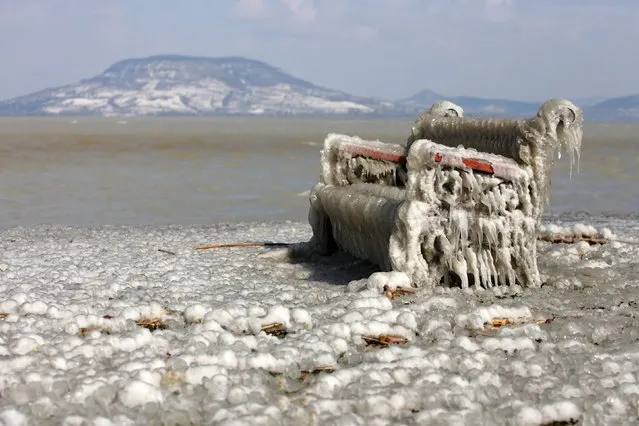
[281, 0, 317, 25]
[231, 0, 269, 20]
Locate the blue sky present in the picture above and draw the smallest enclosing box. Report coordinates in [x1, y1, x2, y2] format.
[0, 0, 637, 101]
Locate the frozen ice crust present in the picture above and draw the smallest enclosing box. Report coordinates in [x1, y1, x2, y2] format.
[1, 218, 638, 425]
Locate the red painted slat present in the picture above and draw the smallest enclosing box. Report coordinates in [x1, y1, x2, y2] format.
[462, 158, 495, 174]
[344, 145, 406, 164]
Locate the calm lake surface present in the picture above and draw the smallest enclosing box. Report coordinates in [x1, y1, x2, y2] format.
[0, 117, 637, 228]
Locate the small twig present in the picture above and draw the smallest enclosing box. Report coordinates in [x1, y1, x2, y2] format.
[194, 242, 291, 251]
[136, 318, 167, 331]
[383, 285, 416, 300]
[537, 234, 639, 246]
[300, 365, 335, 381]
[260, 322, 288, 338]
[489, 318, 512, 328]
[158, 249, 176, 255]
[485, 316, 554, 329]
[362, 334, 408, 347]
[537, 234, 608, 245]
[79, 325, 113, 336]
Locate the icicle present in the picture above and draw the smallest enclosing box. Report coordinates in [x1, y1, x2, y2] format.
[493, 186, 507, 214]
[483, 220, 498, 250]
[485, 250, 498, 288]
[465, 247, 480, 288]
[450, 253, 469, 289]
[479, 250, 492, 288]
[496, 247, 514, 287]
[450, 209, 469, 251]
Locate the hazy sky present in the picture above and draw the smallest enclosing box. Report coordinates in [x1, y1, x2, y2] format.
[0, 0, 637, 101]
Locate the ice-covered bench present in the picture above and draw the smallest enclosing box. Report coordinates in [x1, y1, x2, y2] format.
[308, 99, 584, 289]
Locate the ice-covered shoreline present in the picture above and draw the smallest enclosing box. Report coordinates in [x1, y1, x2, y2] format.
[1, 218, 639, 425]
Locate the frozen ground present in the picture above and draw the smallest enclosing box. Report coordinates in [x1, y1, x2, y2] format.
[1, 216, 639, 425]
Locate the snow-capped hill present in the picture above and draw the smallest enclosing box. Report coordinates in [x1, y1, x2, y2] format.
[2, 54, 637, 120]
[583, 94, 639, 122]
[399, 89, 540, 118]
[93, 55, 315, 91]
[0, 55, 408, 117]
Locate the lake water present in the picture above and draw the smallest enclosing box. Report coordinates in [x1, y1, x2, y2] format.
[0, 117, 637, 228]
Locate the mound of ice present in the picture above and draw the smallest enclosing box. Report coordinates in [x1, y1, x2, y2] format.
[0, 219, 638, 424]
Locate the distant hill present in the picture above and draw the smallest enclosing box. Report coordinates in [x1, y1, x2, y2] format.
[399, 89, 540, 117]
[571, 96, 609, 107]
[0, 55, 636, 121]
[583, 94, 639, 122]
[0, 55, 413, 117]
[401, 89, 639, 122]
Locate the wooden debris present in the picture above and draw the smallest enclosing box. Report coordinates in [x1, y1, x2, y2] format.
[79, 310, 179, 335]
[300, 365, 335, 381]
[490, 318, 512, 328]
[537, 234, 608, 245]
[160, 370, 186, 388]
[535, 316, 554, 325]
[136, 317, 167, 331]
[79, 325, 112, 336]
[158, 248, 176, 255]
[486, 316, 554, 329]
[383, 285, 416, 300]
[261, 322, 288, 338]
[362, 334, 408, 347]
[538, 233, 639, 246]
[0, 312, 8, 319]
[195, 242, 291, 251]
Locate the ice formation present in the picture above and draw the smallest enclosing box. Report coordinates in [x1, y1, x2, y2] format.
[309, 99, 584, 289]
[407, 99, 465, 149]
[1, 220, 638, 424]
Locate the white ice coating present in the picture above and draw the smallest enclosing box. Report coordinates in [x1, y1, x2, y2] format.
[1, 219, 639, 424]
[309, 99, 584, 290]
[407, 100, 465, 149]
[392, 140, 540, 289]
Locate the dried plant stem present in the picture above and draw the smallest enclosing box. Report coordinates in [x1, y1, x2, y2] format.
[537, 234, 608, 245]
[194, 242, 290, 250]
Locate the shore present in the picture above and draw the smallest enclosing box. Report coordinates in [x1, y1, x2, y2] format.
[1, 217, 639, 425]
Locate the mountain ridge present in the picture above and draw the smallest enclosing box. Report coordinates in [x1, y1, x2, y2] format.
[0, 55, 637, 121]
[0, 55, 408, 117]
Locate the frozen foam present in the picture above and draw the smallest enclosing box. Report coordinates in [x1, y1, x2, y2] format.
[0, 218, 637, 424]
